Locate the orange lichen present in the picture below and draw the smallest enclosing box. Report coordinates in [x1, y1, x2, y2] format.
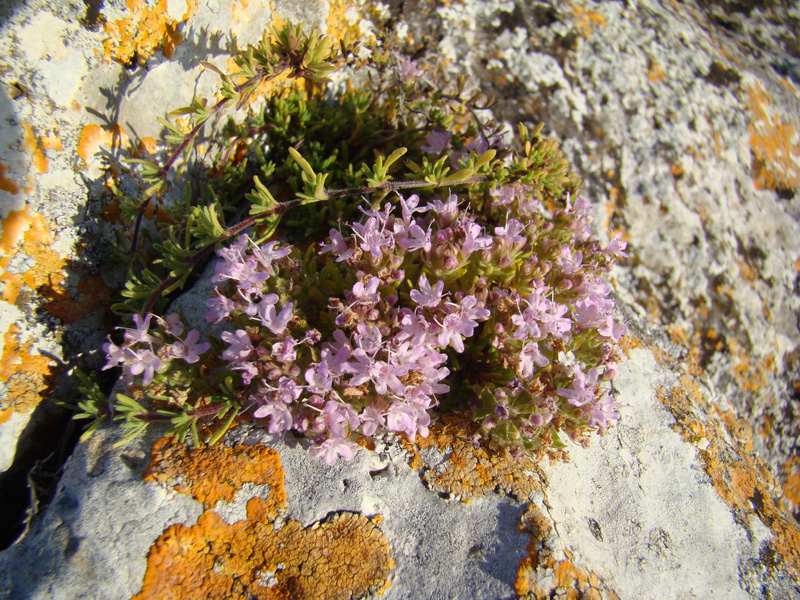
[738, 258, 758, 284]
[103, 0, 199, 65]
[131, 499, 393, 600]
[514, 504, 619, 600]
[570, 4, 606, 38]
[40, 273, 113, 325]
[657, 376, 800, 580]
[22, 122, 48, 174]
[647, 62, 665, 83]
[142, 436, 287, 509]
[782, 456, 800, 513]
[0, 208, 75, 412]
[403, 413, 549, 502]
[728, 339, 771, 393]
[77, 124, 130, 168]
[138, 137, 158, 156]
[0, 324, 57, 413]
[745, 80, 800, 191]
[232, 0, 251, 24]
[0, 160, 19, 195]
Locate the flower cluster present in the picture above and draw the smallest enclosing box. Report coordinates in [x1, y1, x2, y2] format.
[103, 313, 210, 385]
[103, 181, 626, 462]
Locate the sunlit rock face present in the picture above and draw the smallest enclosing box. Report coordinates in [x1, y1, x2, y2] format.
[0, 0, 798, 598]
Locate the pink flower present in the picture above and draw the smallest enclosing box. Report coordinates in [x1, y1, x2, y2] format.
[127, 348, 162, 385]
[518, 342, 550, 378]
[254, 401, 293, 434]
[275, 376, 303, 403]
[351, 277, 381, 304]
[397, 192, 429, 226]
[308, 437, 357, 466]
[123, 313, 156, 345]
[398, 223, 432, 252]
[234, 361, 258, 385]
[386, 401, 430, 442]
[271, 337, 297, 362]
[162, 313, 184, 337]
[398, 59, 424, 82]
[102, 340, 132, 370]
[587, 395, 622, 429]
[411, 274, 446, 308]
[250, 240, 291, 276]
[436, 296, 487, 352]
[167, 330, 210, 364]
[320, 228, 355, 262]
[421, 130, 452, 154]
[603, 232, 628, 258]
[351, 217, 393, 260]
[321, 400, 360, 438]
[221, 329, 253, 362]
[598, 315, 626, 343]
[205, 289, 237, 324]
[557, 367, 599, 407]
[494, 219, 526, 246]
[305, 360, 334, 395]
[360, 406, 385, 436]
[256, 301, 294, 335]
[353, 322, 382, 354]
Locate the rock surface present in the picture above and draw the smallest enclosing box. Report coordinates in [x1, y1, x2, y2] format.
[0, 0, 799, 598]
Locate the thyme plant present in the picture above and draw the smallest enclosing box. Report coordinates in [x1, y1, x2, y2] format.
[80, 22, 627, 461]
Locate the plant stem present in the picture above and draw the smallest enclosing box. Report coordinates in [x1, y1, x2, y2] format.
[130, 63, 289, 256]
[325, 175, 488, 199]
[134, 403, 227, 423]
[141, 199, 301, 313]
[141, 175, 487, 313]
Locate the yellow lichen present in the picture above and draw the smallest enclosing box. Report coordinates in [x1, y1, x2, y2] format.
[657, 376, 800, 580]
[404, 413, 549, 502]
[136, 438, 392, 600]
[745, 80, 800, 191]
[142, 436, 287, 509]
[514, 504, 619, 600]
[77, 124, 130, 168]
[569, 4, 606, 38]
[103, 0, 199, 65]
[131, 500, 393, 600]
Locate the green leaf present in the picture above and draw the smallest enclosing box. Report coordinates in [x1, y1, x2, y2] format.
[288, 147, 316, 177]
[440, 168, 475, 184]
[208, 407, 238, 446]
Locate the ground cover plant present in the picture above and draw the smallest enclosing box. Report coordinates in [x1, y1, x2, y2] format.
[76, 22, 627, 463]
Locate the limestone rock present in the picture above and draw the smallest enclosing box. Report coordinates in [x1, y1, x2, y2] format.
[0, 0, 799, 598]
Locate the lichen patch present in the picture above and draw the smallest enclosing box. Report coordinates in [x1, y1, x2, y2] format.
[657, 376, 800, 580]
[131, 500, 392, 600]
[142, 436, 287, 510]
[102, 0, 199, 66]
[77, 124, 130, 168]
[404, 413, 549, 502]
[745, 79, 800, 192]
[514, 504, 619, 600]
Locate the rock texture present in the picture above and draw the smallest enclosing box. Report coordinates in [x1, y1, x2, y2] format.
[1, 0, 799, 598]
